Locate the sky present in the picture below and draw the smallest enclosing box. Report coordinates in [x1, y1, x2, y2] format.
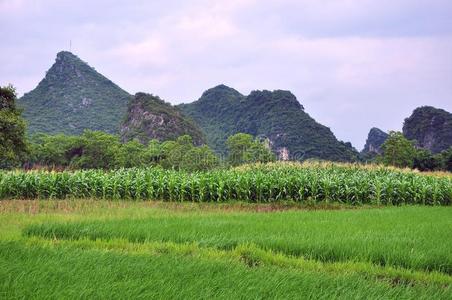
[1, 0, 452, 150]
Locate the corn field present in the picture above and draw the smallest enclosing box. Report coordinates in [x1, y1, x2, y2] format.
[0, 163, 451, 205]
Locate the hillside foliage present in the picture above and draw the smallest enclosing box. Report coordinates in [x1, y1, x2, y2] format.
[179, 85, 359, 162]
[18, 51, 130, 135]
[120, 93, 205, 145]
[0, 85, 28, 169]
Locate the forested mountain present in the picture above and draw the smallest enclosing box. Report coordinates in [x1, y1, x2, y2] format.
[18, 51, 131, 135]
[361, 128, 388, 156]
[179, 85, 359, 161]
[23, 52, 452, 163]
[120, 92, 205, 145]
[403, 106, 452, 153]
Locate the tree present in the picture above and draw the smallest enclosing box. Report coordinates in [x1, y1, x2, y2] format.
[413, 149, 441, 171]
[119, 140, 146, 168]
[436, 147, 452, 172]
[160, 136, 190, 170]
[249, 139, 275, 163]
[226, 133, 275, 166]
[160, 135, 219, 171]
[70, 130, 122, 169]
[380, 131, 416, 168]
[0, 85, 28, 168]
[144, 139, 164, 165]
[179, 145, 219, 171]
[28, 133, 80, 167]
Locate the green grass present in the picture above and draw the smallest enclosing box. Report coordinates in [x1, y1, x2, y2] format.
[25, 206, 452, 274]
[2, 240, 451, 299]
[1, 200, 451, 299]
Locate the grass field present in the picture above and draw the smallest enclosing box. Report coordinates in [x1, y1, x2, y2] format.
[1, 200, 451, 299]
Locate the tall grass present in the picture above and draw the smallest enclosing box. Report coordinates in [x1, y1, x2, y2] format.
[2, 241, 450, 299]
[1, 162, 451, 204]
[25, 206, 452, 274]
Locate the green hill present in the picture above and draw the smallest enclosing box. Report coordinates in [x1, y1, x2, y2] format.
[120, 92, 205, 145]
[18, 51, 131, 135]
[179, 85, 358, 161]
[403, 106, 452, 153]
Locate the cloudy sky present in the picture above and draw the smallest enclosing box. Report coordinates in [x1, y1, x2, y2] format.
[1, 0, 452, 149]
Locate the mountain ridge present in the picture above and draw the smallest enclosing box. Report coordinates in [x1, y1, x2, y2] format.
[179, 84, 359, 161]
[22, 52, 452, 162]
[18, 51, 131, 135]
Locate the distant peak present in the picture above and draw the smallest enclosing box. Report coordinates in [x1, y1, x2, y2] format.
[412, 106, 448, 115]
[56, 51, 79, 60]
[213, 84, 232, 90]
[205, 84, 238, 93]
[369, 127, 386, 135]
[200, 84, 243, 100]
[248, 89, 304, 110]
[362, 127, 388, 154]
[133, 92, 165, 103]
[57, 50, 75, 56]
[249, 89, 296, 98]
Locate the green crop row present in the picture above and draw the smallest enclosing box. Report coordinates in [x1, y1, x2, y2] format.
[1, 163, 451, 204]
[24, 207, 452, 274]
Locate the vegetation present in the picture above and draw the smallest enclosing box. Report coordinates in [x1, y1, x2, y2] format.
[373, 131, 452, 172]
[226, 133, 275, 166]
[1, 162, 450, 204]
[120, 92, 205, 145]
[179, 85, 359, 161]
[12, 52, 452, 166]
[3, 50, 452, 300]
[362, 106, 452, 171]
[403, 106, 452, 154]
[25, 206, 452, 274]
[18, 51, 130, 135]
[0, 85, 28, 169]
[27, 131, 219, 171]
[0, 201, 451, 298]
[157, 135, 219, 171]
[379, 131, 417, 168]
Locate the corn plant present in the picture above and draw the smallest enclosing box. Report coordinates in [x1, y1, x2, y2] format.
[0, 163, 451, 205]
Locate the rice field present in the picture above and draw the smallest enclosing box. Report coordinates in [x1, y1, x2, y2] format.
[1, 162, 451, 204]
[0, 200, 451, 299]
[24, 206, 452, 274]
[1, 163, 451, 298]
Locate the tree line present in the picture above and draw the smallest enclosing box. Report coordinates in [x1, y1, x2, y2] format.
[26, 131, 275, 171]
[1, 85, 275, 170]
[376, 131, 452, 172]
[1, 85, 451, 172]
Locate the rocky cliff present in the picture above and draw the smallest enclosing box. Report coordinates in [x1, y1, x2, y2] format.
[120, 93, 205, 145]
[403, 106, 452, 153]
[362, 128, 388, 155]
